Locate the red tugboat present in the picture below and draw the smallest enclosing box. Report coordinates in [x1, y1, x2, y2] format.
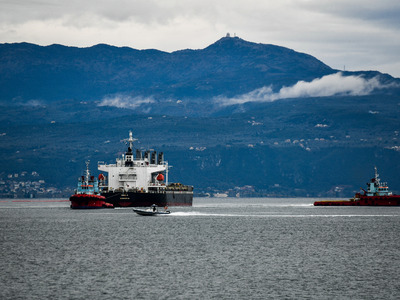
[314, 167, 400, 206]
[70, 161, 114, 209]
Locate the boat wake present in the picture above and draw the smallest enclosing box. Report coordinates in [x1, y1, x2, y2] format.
[194, 203, 314, 208]
[169, 211, 400, 218]
[170, 211, 243, 217]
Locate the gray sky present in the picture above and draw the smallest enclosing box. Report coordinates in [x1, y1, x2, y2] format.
[1, 0, 399, 77]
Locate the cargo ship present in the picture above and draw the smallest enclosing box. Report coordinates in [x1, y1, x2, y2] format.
[314, 167, 400, 206]
[97, 131, 193, 207]
[70, 161, 114, 209]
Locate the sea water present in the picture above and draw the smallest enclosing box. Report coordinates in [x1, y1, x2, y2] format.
[0, 198, 399, 299]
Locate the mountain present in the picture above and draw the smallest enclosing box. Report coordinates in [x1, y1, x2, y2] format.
[0, 37, 334, 104]
[0, 37, 399, 197]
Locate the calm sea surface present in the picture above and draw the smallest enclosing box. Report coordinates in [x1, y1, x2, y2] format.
[0, 197, 399, 299]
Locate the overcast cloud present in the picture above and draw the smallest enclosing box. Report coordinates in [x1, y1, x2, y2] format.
[1, 0, 399, 77]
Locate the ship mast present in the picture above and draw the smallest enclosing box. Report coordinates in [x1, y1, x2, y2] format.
[128, 131, 135, 150]
[374, 166, 380, 185]
[85, 160, 90, 185]
[120, 131, 137, 148]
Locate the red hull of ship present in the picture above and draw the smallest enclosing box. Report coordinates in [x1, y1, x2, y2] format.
[314, 195, 400, 206]
[70, 194, 113, 209]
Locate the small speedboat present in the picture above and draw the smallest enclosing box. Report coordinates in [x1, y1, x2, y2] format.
[133, 204, 170, 216]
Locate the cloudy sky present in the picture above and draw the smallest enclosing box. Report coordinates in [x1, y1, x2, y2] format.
[1, 0, 399, 77]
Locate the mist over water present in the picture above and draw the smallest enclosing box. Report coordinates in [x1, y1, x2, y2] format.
[1, 198, 399, 299]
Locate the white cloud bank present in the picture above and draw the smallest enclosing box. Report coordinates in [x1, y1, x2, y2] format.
[98, 95, 154, 109]
[218, 72, 395, 106]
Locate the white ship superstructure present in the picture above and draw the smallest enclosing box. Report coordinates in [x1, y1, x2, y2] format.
[365, 166, 392, 197]
[98, 131, 168, 193]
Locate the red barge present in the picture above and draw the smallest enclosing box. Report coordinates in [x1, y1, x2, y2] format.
[70, 161, 113, 209]
[314, 167, 400, 206]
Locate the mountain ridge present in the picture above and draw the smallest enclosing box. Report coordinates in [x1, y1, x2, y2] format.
[0, 36, 337, 104]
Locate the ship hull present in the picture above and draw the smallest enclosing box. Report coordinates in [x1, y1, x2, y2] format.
[101, 191, 193, 207]
[70, 194, 114, 209]
[314, 195, 400, 206]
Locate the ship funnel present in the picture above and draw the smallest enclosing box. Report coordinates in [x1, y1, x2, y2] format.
[144, 150, 150, 161]
[136, 149, 142, 160]
[158, 152, 164, 164]
[151, 151, 157, 164]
